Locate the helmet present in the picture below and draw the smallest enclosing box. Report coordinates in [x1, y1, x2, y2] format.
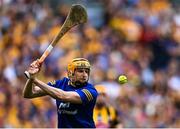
[67, 58, 91, 81]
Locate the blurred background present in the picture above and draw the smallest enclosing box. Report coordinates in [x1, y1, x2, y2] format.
[0, 0, 180, 128]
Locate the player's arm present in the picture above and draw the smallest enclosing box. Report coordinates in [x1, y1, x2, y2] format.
[23, 59, 47, 98]
[33, 78, 82, 104]
[23, 79, 47, 98]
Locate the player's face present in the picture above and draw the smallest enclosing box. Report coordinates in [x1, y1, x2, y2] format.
[74, 68, 89, 83]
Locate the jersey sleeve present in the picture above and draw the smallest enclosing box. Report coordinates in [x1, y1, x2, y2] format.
[76, 87, 98, 105]
[47, 78, 65, 89]
[47, 77, 69, 89]
[47, 80, 59, 88]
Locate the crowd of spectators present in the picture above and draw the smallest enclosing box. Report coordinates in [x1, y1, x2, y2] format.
[0, 0, 179, 128]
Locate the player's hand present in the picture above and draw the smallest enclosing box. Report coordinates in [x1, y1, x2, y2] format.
[27, 59, 42, 77]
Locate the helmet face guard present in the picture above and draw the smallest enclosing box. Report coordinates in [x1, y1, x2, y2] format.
[67, 58, 91, 83]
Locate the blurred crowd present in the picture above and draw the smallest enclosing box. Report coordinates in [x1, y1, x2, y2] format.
[0, 0, 180, 128]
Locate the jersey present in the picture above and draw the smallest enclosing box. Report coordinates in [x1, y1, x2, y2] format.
[47, 77, 98, 128]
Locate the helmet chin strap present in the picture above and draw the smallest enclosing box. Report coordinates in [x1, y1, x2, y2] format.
[72, 80, 88, 87]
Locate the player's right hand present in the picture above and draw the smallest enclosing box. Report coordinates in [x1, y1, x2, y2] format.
[27, 59, 42, 77]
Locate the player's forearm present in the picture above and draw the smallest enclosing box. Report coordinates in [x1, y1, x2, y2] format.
[34, 78, 67, 99]
[33, 78, 82, 103]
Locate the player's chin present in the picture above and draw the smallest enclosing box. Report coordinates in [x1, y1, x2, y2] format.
[80, 79, 88, 83]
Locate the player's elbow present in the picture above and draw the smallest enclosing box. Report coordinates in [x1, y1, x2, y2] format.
[63, 92, 82, 104]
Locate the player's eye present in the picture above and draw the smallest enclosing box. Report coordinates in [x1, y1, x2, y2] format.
[84, 69, 89, 73]
[76, 68, 89, 73]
